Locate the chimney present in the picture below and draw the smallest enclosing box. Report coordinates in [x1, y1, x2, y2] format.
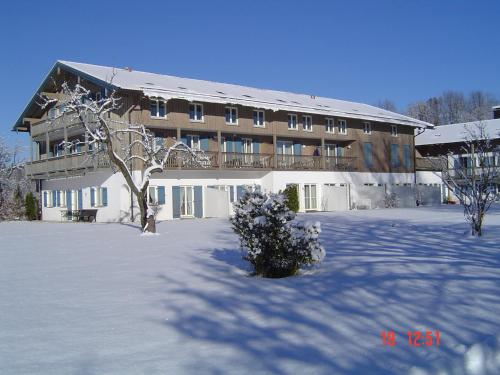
[493, 105, 500, 119]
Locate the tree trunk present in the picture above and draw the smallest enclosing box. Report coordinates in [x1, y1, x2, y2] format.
[137, 191, 148, 231]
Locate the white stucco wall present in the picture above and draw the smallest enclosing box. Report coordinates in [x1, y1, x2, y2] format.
[40, 170, 417, 222]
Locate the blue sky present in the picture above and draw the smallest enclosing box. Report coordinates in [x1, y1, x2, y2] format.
[1, 0, 499, 153]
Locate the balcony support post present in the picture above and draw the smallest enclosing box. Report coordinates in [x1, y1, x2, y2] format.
[217, 130, 222, 169]
[63, 120, 68, 175]
[45, 128, 50, 178]
[321, 137, 325, 170]
[273, 134, 277, 169]
[176, 127, 182, 170]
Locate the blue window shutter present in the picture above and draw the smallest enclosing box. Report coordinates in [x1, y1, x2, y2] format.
[200, 136, 209, 151]
[236, 185, 245, 201]
[172, 186, 181, 218]
[293, 142, 301, 156]
[52, 191, 57, 207]
[235, 138, 242, 153]
[391, 144, 400, 167]
[364, 143, 373, 168]
[66, 190, 72, 210]
[253, 139, 260, 154]
[78, 190, 83, 209]
[403, 145, 411, 168]
[194, 186, 203, 218]
[158, 186, 166, 205]
[43, 191, 47, 207]
[102, 187, 108, 206]
[56, 190, 61, 206]
[181, 135, 187, 145]
[90, 188, 95, 207]
[229, 186, 235, 203]
[227, 138, 234, 153]
[76, 143, 82, 153]
[276, 141, 284, 154]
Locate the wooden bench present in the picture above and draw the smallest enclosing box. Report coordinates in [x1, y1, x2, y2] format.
[60, 209, 98, 222]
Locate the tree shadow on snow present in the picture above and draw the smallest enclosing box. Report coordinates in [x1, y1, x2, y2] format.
[151, 209, 500, 375]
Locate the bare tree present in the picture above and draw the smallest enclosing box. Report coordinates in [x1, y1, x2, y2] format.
[375, 99, 397, 113]
[437, 123, 499, 236]
[0, 137, 29, 220]
[39, 83, 209, 233]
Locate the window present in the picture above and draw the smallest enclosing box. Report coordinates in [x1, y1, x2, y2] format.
[338, 119, 347, 134]
[364, 142, 373, 168]
[325, 144, 337, 157]
[242, 138, 253, 154]
[225, 106, 238, 125]
[150, 98, 166, 118]
[391, 144, 400, 167]
[90, 187, 108, 207]
[363, 122, 372, 135]
[403, 144, 412, 169]
[48, 107, 57, 120]
[189, 103, 203, 121]
[187, 135, 200, 150]
[304, 184, 317, 210]
[288, 114, 298, 130]
[302, 115, 312, 132]
[391, 124, 398, 137]
[180, 186, 194, 217]
[325, 118, 334, 133]
[148, 186, 165, 206]
[253, 110, 265, 127]
[58, 190, 66, 207]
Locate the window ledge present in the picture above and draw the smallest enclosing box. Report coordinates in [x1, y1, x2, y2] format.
[151, 116, 167, 120]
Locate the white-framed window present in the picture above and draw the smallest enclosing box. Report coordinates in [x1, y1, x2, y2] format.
[148, 186, 165, 206]
[325, 143, 337, 157]
[391, 124, 398, 137]
[180, 186, 194, 217]
[304, 184, 318, 210]
[189, 103, 203, 122]
[58, 190, 66, 208]
[288, 114, 298, 130]
[150, 98, 167, 118]
[242, 138, 253, 154]
[325, 118, 334, 133]
[187, 135, 200, 150]
[363, 122, 372, 135]
[225, 106, 238, 125]
[302, 115, 313, 132]
[44, 190, 54, 207]
[276, 140, 294, 155]
[90, 186, 108, 207]
[253, 110, 265, 127]
[338, 119, 347, 135]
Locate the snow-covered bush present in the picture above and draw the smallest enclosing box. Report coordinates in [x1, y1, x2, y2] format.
[384, 192, 399, 208]
[230, 189, 325, 278]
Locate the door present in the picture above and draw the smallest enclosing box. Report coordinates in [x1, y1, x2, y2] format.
[180, 186, 194, 217]
[242, 138, 252, 164]
[304, 184, 317, 210]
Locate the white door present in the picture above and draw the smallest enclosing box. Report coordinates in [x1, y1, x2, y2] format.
[180, 186, 194, 217]
[304, 184, 317, 210]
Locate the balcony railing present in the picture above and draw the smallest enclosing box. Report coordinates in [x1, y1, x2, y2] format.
[26, 151, 359, 177]
[416, 157, 446, 171]
[25, 152, 110, 177]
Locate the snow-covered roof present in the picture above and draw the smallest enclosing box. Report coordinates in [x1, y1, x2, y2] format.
[415, 118, 500, 146]
[60, 60, 432, 128]
[13, 60, 433, 131]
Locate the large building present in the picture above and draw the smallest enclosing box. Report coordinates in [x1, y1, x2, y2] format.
[14, 61, 433, 222]
[415, 112, 500, 202]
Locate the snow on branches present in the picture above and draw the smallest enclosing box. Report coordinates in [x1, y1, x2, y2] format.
[437, 123, 500, 236]
[231, 188, 325, 278]
[39, 82, 209, 232]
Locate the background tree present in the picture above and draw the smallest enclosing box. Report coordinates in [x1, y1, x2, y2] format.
[40, 83, 209, 233]
[436, 123, 499, 236]
[406, 90, 498, 126]
[25, 192, 38, 221]
[0, 137, 30, 220]
[374, 99, 397, 113]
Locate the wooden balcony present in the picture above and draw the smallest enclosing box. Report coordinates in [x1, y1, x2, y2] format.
[416, 157, 445, 171]
[25, 152, 110, 178]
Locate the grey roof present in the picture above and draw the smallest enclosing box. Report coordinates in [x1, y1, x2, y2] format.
[415, 118, 500, 146]
[13, 60, 433, 130]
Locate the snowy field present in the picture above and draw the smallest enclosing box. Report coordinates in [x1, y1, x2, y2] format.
[1, 205, 500, 375]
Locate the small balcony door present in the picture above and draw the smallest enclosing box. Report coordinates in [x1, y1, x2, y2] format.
[242, 138, 253, 164]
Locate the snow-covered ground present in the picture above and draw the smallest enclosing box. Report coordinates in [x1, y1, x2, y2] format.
[1, 205, 500, 375]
